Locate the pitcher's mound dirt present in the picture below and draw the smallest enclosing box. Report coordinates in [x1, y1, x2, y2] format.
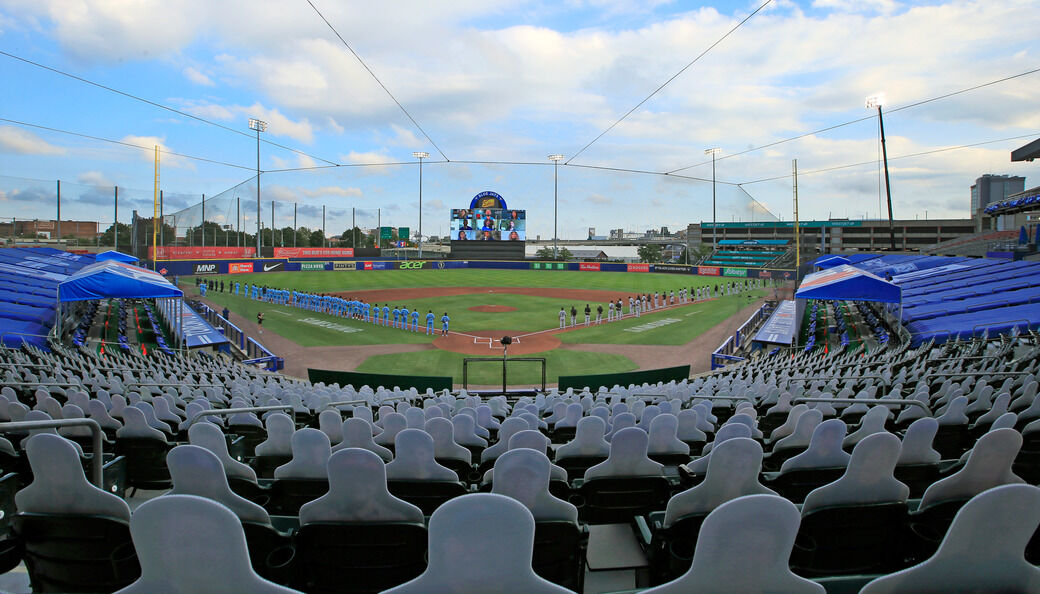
[434, 330, 561, 355]
[468, 305, 518, 313]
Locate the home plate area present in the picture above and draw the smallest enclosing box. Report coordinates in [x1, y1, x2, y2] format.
[473, 336, 520, 349]
[433, 330, 560, 356]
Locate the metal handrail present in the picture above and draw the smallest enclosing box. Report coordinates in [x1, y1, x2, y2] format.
[124, 382, 220, 388]
[323, 399, 368, 411]
[691, 394, 755, 402]
[794, 374, 890, 387]
[922, 371, 1031, 381]
[0, 362, 48, 368]
[0, 418, 104, 487]
[792, 397, 931, 416]
[187, 405, 294, 428]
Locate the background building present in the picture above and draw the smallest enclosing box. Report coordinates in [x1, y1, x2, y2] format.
[972, 174, 1025, 231]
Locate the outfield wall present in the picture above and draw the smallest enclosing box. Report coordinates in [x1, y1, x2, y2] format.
[307, 368, 452, 392]
[153, 258, 795, 280]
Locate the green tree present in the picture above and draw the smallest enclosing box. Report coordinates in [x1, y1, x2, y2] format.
[534, 246, 573, 261]
[309, 228, 325, 247]
[638, 244, 664, 263]
[99, 223, 132, 247]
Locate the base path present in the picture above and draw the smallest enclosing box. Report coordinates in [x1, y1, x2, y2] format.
[434, 329, 561, 356]
[468, 305, 518, 313]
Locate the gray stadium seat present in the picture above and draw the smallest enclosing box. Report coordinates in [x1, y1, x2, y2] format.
[862, 484, 1040, 594]
[383, 493, 570, 593]
[116, 494, 299, 594]
[643, 495, 824, 593]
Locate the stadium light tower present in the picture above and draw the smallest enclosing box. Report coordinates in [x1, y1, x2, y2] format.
[705, 148, 722, 249]
[866, 93, 897, 251]
[413, 151, 429, 258]
[548, 154, 565, 259]
[248, 118, 267, 256]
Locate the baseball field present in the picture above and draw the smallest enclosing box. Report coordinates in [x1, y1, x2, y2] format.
[193, 268, 769, 386]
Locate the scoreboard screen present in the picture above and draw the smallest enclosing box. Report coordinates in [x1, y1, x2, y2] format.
[451, 208, 525, 241]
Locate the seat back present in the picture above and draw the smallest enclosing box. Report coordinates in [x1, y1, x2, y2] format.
[189, 421, 257, 483]
[584, 427, 664, 480]
[861, 484, 1040, 594]
[642, 495, 824, 594]
[920, 427, 1024, 511]
[382, 493, 568, 593]
[780, 419, 850, 473]
[17, 434, 131, 520]
[647, 414, 690, 457]
[491, 449, 577, 523]
[117, 495, 296, 594]
[167, 445, 270, 525]
[300, 448, 422, 525]
[664, 438, 774, 527]
[802, 432, 909, 515]
[274, 428, 331, 480]
[386, 429, 458, 482]
[335, 417, 393, 461]
[255, 412, 294, 457]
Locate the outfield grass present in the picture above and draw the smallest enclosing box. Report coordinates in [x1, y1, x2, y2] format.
[202, 269, 734, 294]
[558, 290, 765, 345]
[354, 348, 638, 385]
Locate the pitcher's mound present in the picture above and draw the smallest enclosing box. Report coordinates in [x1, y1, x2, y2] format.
[435, 330, 560, 355]
[468, 305, 518, 313]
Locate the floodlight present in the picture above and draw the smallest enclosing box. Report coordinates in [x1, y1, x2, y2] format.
[412, 151, 429, 159]
[548, 154, 565, 162]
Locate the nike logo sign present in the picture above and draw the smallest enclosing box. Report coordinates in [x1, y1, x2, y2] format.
[263, 264, 280, 272]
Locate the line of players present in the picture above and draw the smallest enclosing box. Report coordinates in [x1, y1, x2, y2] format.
[213, 280, 451, 336]
[557, 279, 769, 328]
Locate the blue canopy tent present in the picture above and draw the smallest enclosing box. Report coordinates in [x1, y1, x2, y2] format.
[814, 255, 850, 270]
[795, 264, 903, 345]
[57, 261, 186, 352]
[95, 250, 139, 264]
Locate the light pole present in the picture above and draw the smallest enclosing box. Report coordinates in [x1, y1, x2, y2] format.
[704, 148, 721, 250]
[548, 154, 565, 259]
[866, 94, 896, 251]
[413, 151, 429, 258]
[248, 118, 267, 257]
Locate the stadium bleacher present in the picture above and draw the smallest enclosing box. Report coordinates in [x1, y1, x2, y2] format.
[702, 239, 789, 268]
[0, 248, 96, 349]
[0, 246, 1036, 593]
[0, 324, 1035, 592]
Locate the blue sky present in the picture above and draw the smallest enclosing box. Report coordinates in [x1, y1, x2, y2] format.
[1, 0, 1038, 240]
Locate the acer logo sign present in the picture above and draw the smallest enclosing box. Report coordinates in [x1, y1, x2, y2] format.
[399, 261, 425, 270]
[193, 264, 217, 274]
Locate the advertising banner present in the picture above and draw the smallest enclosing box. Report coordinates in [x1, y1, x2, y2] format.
[758, 270, 772, 279]
[193, 263, 219, 275]
[228, 262, 254, 274]
[300, 262, 327, 271]
[259, 261, 285, 273]
[697, 266, 721, 276]
[363, 261, 391, 270]
[723, 268, 748, 277]
[579, 262, 601, 271]
[273, 247, 354, 258]
[151, 246, 256, 260]
[333, 262, 357, 271]
[654, 263, 692, 274]
[531, 262, 566, 270]
[398, 261, 426, 270]
[626, 263, 650, 272]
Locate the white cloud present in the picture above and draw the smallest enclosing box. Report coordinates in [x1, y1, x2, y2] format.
[585, 194, 613, 205]
[120, 135, 194, 169]
[77, 171, 113, 187]
[0, 126, 67, 155]
[182, 66, 214, 86]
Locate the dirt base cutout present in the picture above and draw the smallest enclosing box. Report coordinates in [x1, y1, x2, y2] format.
[433, 330, 561, 356]
[468, 305, 518, 313]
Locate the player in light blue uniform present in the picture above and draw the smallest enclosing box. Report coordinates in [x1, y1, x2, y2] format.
[363, 302, 371, 322]
[400, 306, 410, 330]
[425, 310, 435, 335]
[382, 304, 390, 325]
[199, 282, 207, 296]
[234, 282, 240, 296]
[392, 306, 401, 328]
[410, 309, 420, 332]
[440, 312, 450, 336]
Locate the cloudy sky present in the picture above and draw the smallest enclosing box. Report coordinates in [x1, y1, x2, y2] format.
[1, 0, 1038, 240]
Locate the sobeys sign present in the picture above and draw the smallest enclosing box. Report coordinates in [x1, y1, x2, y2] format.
[301, 262, 326, 271]
[723, 268, 748, 277]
